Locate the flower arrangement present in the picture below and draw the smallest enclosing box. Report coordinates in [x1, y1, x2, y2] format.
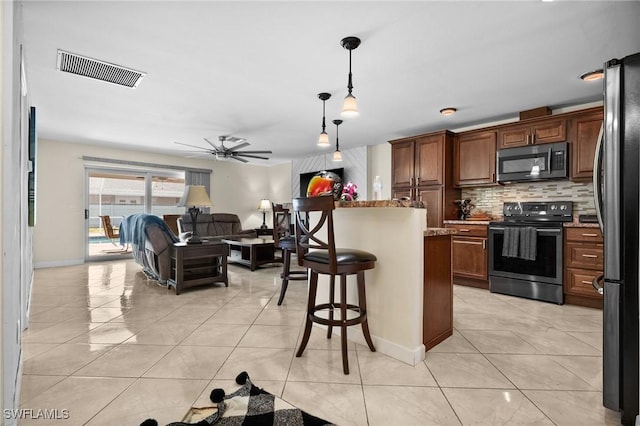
[340, 182, 358, 201]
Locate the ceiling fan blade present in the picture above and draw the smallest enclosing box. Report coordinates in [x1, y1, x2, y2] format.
[231, 141, 251, 151]
[174, 141, 211, 151]
[234, 153, 270, 160]
[234, 150, 273, 154]
[226, 136, 246, 143]
[229, 155, 249, 163]
[203, 137, 219, 150]
[185, 153, 212, 158]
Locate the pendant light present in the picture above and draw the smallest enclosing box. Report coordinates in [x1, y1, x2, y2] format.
[340, 36, 361, 118]
[332, 119, 343, 161]
[317, 92, 331, 147]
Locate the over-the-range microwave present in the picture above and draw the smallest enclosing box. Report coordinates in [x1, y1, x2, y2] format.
[496, 141, 569, 183]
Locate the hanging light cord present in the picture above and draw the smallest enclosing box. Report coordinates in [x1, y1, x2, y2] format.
[347, 49, 354, 96]
[321, 100, 327, 133]
[335, 123, 340, 151]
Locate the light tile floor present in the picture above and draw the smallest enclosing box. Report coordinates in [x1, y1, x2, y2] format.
[19, 259, 621, 425]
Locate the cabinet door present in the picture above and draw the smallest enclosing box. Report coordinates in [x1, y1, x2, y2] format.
[531, 119, 566, 145]
[498, 124, 530, 149]
[454, 131, 496, 187]
[452, 236, 488, 280]
[570, 109, 603, 180]
[415, 134, 444, 186]
[391, 140, 415, 188]
[417, 186, 443, 228]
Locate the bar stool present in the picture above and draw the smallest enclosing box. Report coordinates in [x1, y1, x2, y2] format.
[292, 195, 376, 374]
[272, 203, 307, 305]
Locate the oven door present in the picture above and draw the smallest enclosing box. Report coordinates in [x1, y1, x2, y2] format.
[488, 224, 563, 285]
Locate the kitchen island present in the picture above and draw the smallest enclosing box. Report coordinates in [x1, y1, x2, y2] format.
[309, 200, 455, 365]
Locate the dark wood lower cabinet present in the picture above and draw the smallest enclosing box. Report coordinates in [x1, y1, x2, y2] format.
[564, 227, 603, 309]
[423, 234, 453, 351]
[445, 223, 489, 289]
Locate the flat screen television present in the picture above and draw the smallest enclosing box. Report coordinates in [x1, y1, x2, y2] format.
[299, 168, 344, 197]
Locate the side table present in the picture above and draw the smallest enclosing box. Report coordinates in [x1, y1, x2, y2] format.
[255, 227, 273, 236]
[169, 241, 228, 295]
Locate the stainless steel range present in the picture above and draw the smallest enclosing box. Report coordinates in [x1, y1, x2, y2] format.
[488, 201, 573, 304]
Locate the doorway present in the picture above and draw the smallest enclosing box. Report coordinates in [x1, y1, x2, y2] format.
[85, 168, 185, 260]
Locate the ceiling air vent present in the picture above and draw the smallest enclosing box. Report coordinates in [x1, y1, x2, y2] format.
[56, 50, 146, 88]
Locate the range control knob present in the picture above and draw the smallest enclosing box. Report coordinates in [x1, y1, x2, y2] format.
[550, 205, 557, 210]
[560, 205, 567, 210]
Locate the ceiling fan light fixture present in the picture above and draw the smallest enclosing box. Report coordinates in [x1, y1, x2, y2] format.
[440, 107, 457, 116]
[340, 36, 361, 119]
[317, 92, 332, 147]
[580, 69, 604, 81]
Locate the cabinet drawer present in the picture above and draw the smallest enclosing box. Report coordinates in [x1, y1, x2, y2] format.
[565, 243, 603, 269]
[446, 223, 488, 237]
[565, 267, 603, 299]
[565, 227, 603, 243]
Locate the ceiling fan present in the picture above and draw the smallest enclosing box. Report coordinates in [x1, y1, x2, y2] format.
[175, 135, 272, 163]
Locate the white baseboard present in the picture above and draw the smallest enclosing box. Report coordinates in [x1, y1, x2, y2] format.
[34, 259, 84, 269]
[312, 324, 425, 366]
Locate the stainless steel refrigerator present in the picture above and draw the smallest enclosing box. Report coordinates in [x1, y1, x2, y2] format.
[593, 52, 640, 425]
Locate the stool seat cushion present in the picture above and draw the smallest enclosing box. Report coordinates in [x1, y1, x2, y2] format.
[277, 236, 297, 250]
[304, 248, 377, 265]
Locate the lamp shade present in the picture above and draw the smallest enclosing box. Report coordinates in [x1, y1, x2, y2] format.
[258, 199, 271, 211]
[341, 94, 359, 118]
[177, 185, 213, 208]
[332, 150, 343, 162]
[318, 131, 330, 147]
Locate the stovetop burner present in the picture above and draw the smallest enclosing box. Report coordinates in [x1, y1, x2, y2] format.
[495, 201, 573, 224]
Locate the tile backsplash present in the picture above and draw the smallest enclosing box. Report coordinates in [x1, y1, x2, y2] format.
[462, 180, 595, 218]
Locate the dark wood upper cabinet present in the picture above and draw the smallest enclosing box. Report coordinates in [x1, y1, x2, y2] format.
[497, 118, 566, 149]
[570, 107, 604, 181]
[389, 131, 459, 227]
[415, 134, 444, 186]
[454, 131, 496, 187]
[391, 140, 415, 188]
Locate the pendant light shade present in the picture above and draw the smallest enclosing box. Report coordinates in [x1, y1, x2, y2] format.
[332, 119, 343, 162]
[317, 92, 331, 147]
[340, 36, 361, 118]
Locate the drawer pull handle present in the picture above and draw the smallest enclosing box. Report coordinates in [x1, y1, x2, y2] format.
[459, 229, 470, 232]
[582, 254, 598, 258]
[581, 233, 598, 237]
[581, 280, 592, 285]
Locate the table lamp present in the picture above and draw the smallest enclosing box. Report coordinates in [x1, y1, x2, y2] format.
[258, 198, 271, 229]
[177, 185, 213, 244]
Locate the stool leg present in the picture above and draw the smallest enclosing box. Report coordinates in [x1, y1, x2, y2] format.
[357, 271, 376, 352]
[277, 249, 291, 305]
[296, 270, 318, 357]
[327, 274, 335, 339]
[340, 274, 349, 374]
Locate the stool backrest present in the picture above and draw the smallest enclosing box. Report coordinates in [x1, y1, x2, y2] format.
[271, 203, 292, 241]
[292, 195, 337, 273]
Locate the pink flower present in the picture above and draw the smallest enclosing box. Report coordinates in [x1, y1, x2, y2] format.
[341, 182, 358, 201]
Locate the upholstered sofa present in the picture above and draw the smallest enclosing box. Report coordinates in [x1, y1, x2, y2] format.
[120, 214, 179, 284]
[177, 213, 256, 242]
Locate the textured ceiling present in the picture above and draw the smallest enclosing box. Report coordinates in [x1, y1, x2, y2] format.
[20, 1, 640, 164]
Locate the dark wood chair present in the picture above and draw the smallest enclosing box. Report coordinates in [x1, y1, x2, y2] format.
[272, 203, 307, 305]
[292, 195, 376, 374]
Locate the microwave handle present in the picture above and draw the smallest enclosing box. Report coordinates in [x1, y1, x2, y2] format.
[547, 146, 552, 173]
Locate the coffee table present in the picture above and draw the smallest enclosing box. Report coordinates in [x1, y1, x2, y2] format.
[222, 237, 279, 271]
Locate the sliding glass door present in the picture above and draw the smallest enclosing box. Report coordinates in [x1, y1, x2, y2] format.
[85, 168, 185, 260]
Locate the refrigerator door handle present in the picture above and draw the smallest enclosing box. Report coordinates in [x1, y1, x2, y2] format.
[592, 273, 604, 295]
[592, 123, 605, 232]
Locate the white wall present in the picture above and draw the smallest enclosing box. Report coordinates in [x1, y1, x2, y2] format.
[34, 139, 291, 266]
